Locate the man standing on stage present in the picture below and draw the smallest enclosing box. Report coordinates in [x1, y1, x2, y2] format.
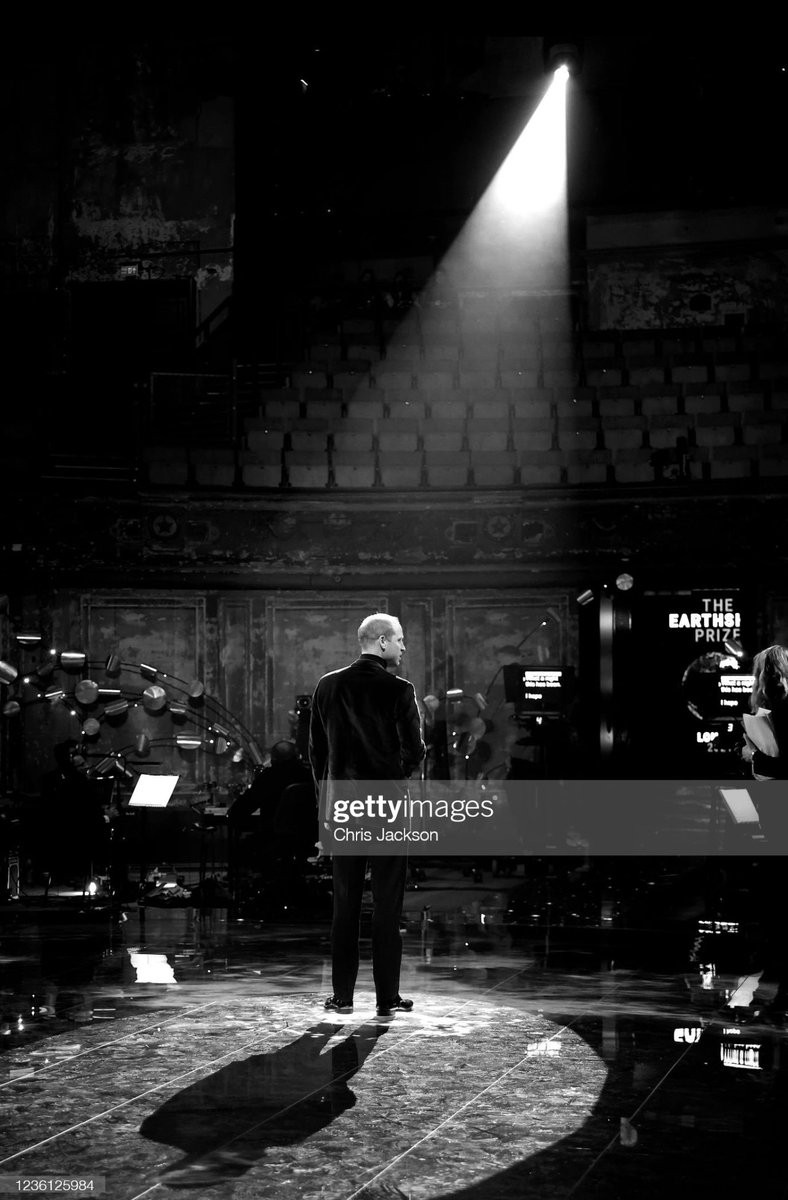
[309, 612, 425, 1018]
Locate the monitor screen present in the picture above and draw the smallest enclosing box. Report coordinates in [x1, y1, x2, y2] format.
[502, 665, 570, 712]
[717, 672, 753, 716]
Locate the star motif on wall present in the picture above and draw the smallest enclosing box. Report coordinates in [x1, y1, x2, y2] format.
[485, 515, 513, 540]
[150, 513, 179, 539]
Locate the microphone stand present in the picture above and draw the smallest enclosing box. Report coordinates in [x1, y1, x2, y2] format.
[482, 614, 551, 699]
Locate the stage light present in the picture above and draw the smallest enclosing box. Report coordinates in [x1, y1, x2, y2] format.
[723, 638, 745, 659]
[136, 733, 151, 754]
[104, 699, 129, 718]
[83, 718, 101, 738]
[3, 700, 20, 716]
[105, 654, 121, 675]
[576, 589, 595, 607]
[16, 633, 42, 646]
[45, 686, 65, 703]
[142, 685, 167, 713]
[0, 662, 18, 686]
[543, 38, 582, 76]
[139, 663, 158, 680]
[75, 680, 99, 705]
[615, 573, 634, 592]
[188, 679, 205, 699]
[177, 734, 202, 749]
[60, 652, 86, 670]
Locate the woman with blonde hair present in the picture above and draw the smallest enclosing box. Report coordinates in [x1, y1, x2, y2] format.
[748, 644, 788, 779]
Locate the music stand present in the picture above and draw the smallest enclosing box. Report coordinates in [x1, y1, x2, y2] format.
[128, 775, 180, 887]
[717, 787, 765, 847]
[128, 774, 179, 808]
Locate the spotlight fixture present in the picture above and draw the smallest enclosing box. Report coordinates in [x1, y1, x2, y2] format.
[16, 633, 42, 646]
[0, 661, 18, 686]
[576, 589, 595, 607]
[723, 638, 745, 659]
[142, 685, 167, 713]
[615, 573, 634, 592]
[75, 679, 99, 705]
[105, 654, 121, 675]
[543, 38, 583, 76]
[176, 734, 202, 749]
[139, 663, 158, 680]
[104, 699, 129, 718]
[136, 733, 151, 755]
[3, 700, 21, 716]
[60, 652, 86, 670]
[83, 718, 101, 738]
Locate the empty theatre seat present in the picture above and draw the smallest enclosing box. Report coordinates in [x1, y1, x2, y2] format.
[511, 418, 554, 452]
[301, 391, 343, 420]
[507, 388, 552, 417]
[331, 418, 375, 452]
[466, 418, 509, 452]
[384, 392, 427, 419]
[290, 363, 329, 389]
[258, 389, 301, 420]
[457, 363, 498, 390]
[600, 416, 647, 450]
[332, 451, 376, 488]
[239, 449, 284, 488]
[557, 417, 601, 451]
[471, 395, 510, 421]
[143, 445, 189, 486]
[244, 419, 288, 453]
[427, 391, 472, 419]
[284, 450, 330, 488]
[374, 367, 415, 391]
[420, 418, 465, 453]
[376, 418, 420, 452]
[330, 360, 373, 391]
[471, 450, 518, 486]
[344, 389, 386, 419]
[377, 450, 422, 488]
[288, 419, 330, 452]
[500, 364, 540, 389]
[518, 450, 562, 485]
[423, 450, 470, 487]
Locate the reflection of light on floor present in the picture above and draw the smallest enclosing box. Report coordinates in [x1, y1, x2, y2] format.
[721, 1041, 762, 1070]
[128, 950, 177, 983]
[526, 1038, 561, 1057]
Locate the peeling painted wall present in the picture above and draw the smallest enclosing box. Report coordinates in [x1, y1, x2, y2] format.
[586, 207, 788, 328]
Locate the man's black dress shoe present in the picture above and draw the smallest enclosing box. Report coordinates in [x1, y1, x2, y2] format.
[376, 996, 414, 1017]
[324, 996, 354, 1014]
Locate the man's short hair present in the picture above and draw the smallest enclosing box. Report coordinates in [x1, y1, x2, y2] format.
[358, 612, 400, 646]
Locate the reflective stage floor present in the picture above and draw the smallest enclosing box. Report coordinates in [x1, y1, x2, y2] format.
[1, 860, 786, 1198]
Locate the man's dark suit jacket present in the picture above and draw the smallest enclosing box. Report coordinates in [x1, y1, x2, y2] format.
[309, 653, 425, 784]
